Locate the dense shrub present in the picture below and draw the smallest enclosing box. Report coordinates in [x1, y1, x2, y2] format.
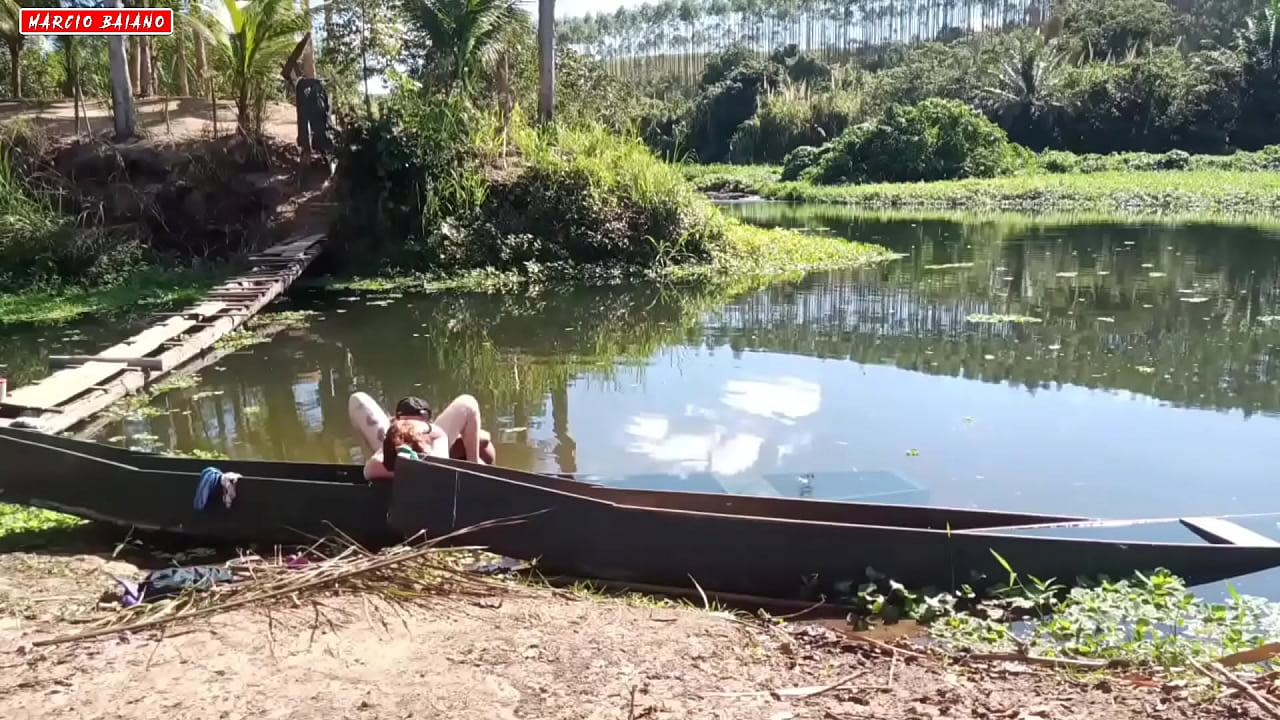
[727, 89, 861, 164]
[328, 97, 490, 271]
[331, 101, 737, 275]
[810, 99, 1024, 184]
[780, 145, 822, 181]
[457, 125, 724, 270]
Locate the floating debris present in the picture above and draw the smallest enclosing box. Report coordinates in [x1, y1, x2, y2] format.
[1055, 271, 1078, 278]
[1148, 272, 1166, 278]
[1180, 296, 1210, 303]
[924, 262, 974, 270]
[1137, 366, 1156, 374]
[966, 313, 1042, 324]
[1097, 317, 1116, 323]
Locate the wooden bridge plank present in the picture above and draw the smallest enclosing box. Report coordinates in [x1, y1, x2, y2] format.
[1, 302, 226, 412]
[31, 240, 324, 433]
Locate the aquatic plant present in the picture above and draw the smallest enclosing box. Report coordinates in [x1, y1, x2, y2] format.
[684, 163, 1280, 214]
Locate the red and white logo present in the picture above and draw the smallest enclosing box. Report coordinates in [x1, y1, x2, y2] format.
[19, 7, 174, 35]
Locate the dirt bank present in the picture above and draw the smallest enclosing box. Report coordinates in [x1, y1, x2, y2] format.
[0, 552, 1260, 720]
[1, 99, 332, 281]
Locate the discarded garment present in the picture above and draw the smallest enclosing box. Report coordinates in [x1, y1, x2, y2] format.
[193, 467, 241, 510]
[134, 566, 235, 603]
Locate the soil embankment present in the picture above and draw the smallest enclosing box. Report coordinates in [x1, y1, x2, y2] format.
[0, 552, 1256, 720]
[1, 99, 333, 282]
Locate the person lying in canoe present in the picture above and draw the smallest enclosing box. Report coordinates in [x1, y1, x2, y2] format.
[363, 395, 496, 481]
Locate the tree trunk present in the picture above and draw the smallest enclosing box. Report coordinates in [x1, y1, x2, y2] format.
[128, 37, 140, 95]
[6, 42, 20, 99]
[108, 0, 136, 140]
[236, 78, 251, 134]
[194, 28, 207, 83]
[175, 26, 190, 95]
[69, 40, 82, 132]
[299, 0, 317, 77]
[139, 36, 152, 96]
[537, 0, 555, 125]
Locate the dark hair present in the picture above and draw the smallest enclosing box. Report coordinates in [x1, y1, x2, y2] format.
[394, 396, 432, 419]
[382, 419, 430, 473]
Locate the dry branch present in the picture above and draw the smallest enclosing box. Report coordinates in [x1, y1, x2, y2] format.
[34, 515, 537, 648]
[1192, 660, 1280, 720]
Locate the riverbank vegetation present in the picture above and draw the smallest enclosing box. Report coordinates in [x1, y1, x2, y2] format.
[551, 0, 1280, 210]
[327, 93, 890, 285]
[691, 163, 1280, 212]
[675, 93, 1280, 210]
[552, 0, 1280, 161]
[0, 0, 893, 330]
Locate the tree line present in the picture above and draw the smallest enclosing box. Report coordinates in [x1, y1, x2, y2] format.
[553, 0, 1262, 89]
[0, 0, 560, 138]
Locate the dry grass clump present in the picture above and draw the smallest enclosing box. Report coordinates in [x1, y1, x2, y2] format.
[37, 526, 525, 648]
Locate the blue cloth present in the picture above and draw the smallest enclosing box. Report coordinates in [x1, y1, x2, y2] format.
[193, 467, 222, 511]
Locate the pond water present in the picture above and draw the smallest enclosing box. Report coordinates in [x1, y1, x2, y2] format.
[55, 205, 1280, 592]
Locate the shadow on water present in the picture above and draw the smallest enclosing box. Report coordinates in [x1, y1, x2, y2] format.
[0, 317, 140, 386]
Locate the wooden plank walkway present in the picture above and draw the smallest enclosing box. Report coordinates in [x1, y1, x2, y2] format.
[0, 234, 325, 434]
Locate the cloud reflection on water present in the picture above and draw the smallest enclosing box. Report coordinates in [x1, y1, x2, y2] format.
[622, 375, 824, 478]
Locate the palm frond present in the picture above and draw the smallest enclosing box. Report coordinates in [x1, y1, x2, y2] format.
[402, 0, 528, 92]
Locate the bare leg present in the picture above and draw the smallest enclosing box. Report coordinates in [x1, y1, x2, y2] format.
[432, 394, 482, 463]
[451, 429, 496, 464]
[363, 452, 391, 482]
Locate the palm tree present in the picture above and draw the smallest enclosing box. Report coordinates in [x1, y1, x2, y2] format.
[200, 0, 309, 134]
[538, 0, 554, 124]
[1241, 0, 1280, 68]
[0, 0, 24, 98]
[402, 0, 527, 96]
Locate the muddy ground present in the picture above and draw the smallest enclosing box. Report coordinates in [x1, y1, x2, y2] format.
[0, 550, 1264, 720]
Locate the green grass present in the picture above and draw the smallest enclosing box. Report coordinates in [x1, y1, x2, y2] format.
[684, 164, 1280, 215]
[0, 145, 64, 245]
[517, 125, 896, 280]
[697, 216, 897, 282]
[0, 267, 223, 327]
[0, 504, 84, 537]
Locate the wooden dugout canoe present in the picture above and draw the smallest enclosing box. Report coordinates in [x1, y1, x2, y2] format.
[4, 426, 1279, 601]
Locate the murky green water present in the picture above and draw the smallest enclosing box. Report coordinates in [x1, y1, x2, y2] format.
[49, 207, 1280, 560]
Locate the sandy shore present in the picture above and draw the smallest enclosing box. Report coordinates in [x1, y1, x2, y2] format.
[0, 550, 1261, 720]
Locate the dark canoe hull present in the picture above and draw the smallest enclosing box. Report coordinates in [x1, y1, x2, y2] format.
[390, 459, 1280, 599]
[1, 427, 1091, 536]
[0, 427, 392, 546]
[415, 457, 1091, 530]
